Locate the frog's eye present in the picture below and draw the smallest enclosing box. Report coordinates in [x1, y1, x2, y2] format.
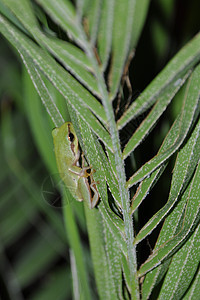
[68, 132, 75, 143]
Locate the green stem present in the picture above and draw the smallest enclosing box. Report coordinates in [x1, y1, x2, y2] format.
[78, 29, 140, 299]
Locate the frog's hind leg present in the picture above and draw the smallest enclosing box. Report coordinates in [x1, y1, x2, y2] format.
[89, 182, 99, 209]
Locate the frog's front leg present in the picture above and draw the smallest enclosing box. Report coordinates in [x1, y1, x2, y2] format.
[69, 165, 91, 178]
[80, 153, 96, 176]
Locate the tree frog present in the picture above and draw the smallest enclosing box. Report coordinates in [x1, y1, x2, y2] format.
[52, 122, 99, 208]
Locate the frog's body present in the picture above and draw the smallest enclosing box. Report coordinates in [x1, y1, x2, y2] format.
[52, 122, 99, 208]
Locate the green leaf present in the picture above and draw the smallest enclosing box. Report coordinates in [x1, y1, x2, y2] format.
[36, 0, 83, 45]
[142, 173, 197, 298]
[103, 222, 122, 299]
[84, 204, 112, 299]
[97, 0, 114, 70]
[23, 57, 65, 128]
[141, 187, 187, 298]
[121, 253, 131, 294]
[23, 67, 62, 173]
[1, 0, 101, 97]
[158, 223, 200, 299]
[83, 0, 101, 45]
[109, 0, 136, 99]
[123, 70, 191, 159]
[138, 159, 200, 277]
[130, 164, 167, 214]
[127, 64, 200, 188]
[0, 0, 28, 33]
[142, 260, 170, 300]
[183, 266, 200, 300]
[130, 0, 150, 49]
[134, 112, 200, 245]
[117, 32, 200, 129]
[0, 13, 104, 122]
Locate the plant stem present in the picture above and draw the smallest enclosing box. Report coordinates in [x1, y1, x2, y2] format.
[78, 29, 140, 298]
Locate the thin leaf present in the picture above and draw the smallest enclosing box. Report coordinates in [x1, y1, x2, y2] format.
[130, 0, 150, 49]
[36, 0, 84, 46]
[142, 260, 170, 300]
[23, 67, 60, 173]
[97, 0, 114, 70]
[131, 164, 167, 214]
[76, 0, 84, 21]
[123, 70, 191, 159]
[101, 148, 121, 207]
[134, 113, 200, 245]
[1, 0, 101, 97]
[83, 0, 101, 45]
[0, 0, 28, 34]
[138, 159, 200, 277]
[23, 56, 64, 127]
[142, 113, 200, 296]
[84, 204, 112, 299]
[183, 265, 200, 300]
[121, 253, 131, 294]
[0, 13, 105, 122]
[127, 65, 200, 188]
[158, 223, 200, 299]
[117, 32, 200, 129]
[104, 222, 122, 299]
[109, 0, 136, 99]
[141, 185, 188, 299]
